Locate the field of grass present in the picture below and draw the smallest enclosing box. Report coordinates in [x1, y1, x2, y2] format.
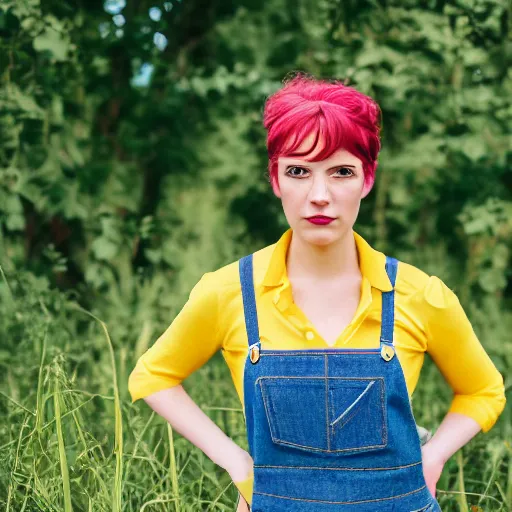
[0, 267, 510, 511]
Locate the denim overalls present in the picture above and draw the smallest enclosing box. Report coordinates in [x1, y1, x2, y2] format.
[238, 254, 442, 511]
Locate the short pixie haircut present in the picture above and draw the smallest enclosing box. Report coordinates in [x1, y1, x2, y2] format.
[263, 72, 382, 194]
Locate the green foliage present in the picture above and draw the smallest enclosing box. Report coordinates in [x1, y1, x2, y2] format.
[0, 0, 510, 510]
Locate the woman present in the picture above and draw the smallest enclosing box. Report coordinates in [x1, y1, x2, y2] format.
[128, 73, 506, 511]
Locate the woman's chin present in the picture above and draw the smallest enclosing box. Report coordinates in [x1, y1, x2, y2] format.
[299, 228, 340, 246]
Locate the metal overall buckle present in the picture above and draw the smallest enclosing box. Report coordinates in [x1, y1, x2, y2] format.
[380, 342, 395, 361]
[249, 340, 261, 364]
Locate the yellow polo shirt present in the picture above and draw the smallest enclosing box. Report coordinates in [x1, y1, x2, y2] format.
[128, 227, 506, 432]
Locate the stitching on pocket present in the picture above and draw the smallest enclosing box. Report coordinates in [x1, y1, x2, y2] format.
[259, 377, 327, 451]
[409, 501, 435, 512]
[410, 495, 442, 512]
[330, 380, 376, 428]
[328, 376, 387, 452]
[253, 484, 427, 505]
[258, 376, 388, 454]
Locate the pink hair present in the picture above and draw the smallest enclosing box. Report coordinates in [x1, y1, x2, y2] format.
[263, 72, 382, 194]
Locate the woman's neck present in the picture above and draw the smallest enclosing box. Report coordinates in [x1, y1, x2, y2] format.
[286, 229, 362, 284]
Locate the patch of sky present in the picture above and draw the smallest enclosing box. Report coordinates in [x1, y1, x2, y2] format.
[149, 7, 162, 22]
[163, 2, 173, 11]
[131, 62, 155, 88]
[153, 32, 168, 51]
[115, 29, 124, 38]
[113, 14, 125, 27]
[104, 0, 126, 15]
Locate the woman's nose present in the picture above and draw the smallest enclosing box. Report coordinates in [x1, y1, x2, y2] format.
[308, 176, 330, 203]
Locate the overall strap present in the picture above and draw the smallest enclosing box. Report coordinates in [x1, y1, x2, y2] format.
[380, 256, 399, 346]
[239, 254, 260, 348]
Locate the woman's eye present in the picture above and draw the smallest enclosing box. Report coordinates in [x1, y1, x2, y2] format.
[336, 167, 354, 176]
[285, 166, 354, 177]
[286, 166, 308, 177]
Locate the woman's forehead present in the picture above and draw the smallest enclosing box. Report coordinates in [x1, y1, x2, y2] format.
[279, 147, 362, 166]
[279, 131, 361, 165]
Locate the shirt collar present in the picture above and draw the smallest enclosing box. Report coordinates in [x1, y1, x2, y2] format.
[261, 227, 394, 292]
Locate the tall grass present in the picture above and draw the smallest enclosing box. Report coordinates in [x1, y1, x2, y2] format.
[0, 263, 510, 511]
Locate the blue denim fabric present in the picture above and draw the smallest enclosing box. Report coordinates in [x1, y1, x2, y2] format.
[238, 254, 442, 511]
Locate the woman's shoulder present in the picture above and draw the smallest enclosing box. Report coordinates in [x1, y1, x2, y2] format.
[396, 259, 460, 310]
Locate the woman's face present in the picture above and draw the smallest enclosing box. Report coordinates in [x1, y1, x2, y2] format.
[272, 134, 372, 246]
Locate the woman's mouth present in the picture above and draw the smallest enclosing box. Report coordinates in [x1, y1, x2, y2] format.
[306, 216, 336, 225]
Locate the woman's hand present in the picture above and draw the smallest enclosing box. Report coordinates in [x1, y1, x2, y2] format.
[226, 448, 254, 509]
[421, 442, 445, 497]
[419, 412, 483, 499]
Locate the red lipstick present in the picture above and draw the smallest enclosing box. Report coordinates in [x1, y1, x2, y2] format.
[306, 216, 335, 225]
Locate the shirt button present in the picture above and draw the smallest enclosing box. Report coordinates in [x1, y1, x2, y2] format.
[305, 331, 315, 340]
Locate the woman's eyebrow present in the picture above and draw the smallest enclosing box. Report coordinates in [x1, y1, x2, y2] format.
[285, 162, 357, 168]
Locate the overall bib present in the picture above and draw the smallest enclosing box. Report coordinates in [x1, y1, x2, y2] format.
[238, 254, 442, 511]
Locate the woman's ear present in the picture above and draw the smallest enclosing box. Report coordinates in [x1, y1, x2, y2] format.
[270, 173, 281, 198]
[361, 178, 374, 199]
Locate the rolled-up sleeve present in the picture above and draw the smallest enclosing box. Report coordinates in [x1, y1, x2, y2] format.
[423, 276, 506, 433]
[128, 272, 221, 403]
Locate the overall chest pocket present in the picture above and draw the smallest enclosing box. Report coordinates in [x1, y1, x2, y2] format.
[258, 376, 387, 454]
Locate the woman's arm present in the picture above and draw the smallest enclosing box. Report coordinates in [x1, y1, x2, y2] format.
[128, 272, 254, 508]
[422, 276, 506, 434]
[418, 276, 507, 495]
[143, 385, 254, 509]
